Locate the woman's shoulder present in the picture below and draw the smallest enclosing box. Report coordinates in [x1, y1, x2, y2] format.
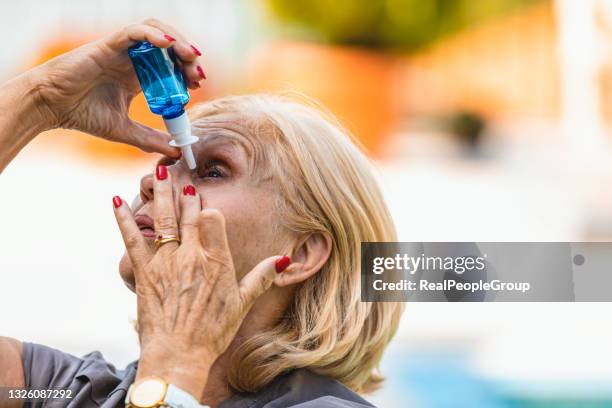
[221, 369, 376, 408]
[22, 342, 137, 407]
[22, 343, 376, 408]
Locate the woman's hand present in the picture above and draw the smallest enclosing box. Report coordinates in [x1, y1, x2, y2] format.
[33, 19, 205, 156]
[112, 166, 291, 399]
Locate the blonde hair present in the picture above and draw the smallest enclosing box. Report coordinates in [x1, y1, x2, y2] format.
[189, 94, 404, 394]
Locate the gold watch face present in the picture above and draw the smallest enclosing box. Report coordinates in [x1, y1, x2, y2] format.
[130, 377, 167, 407]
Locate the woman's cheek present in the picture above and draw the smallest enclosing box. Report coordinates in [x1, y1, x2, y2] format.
[227, 217, 281, 279]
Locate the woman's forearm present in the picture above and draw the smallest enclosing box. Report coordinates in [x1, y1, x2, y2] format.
[0, 69, 52, 173]
[137, 344, 214, 401]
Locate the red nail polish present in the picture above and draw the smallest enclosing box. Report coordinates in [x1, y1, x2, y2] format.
[112, 196, 122, 208]
[190, 44, 202, 56]
[196, 65, 207, 79]
[164, 34, 176, 42]
[156, 165, 168, 181]
[275, 256, 291, 273]
[183, 185, 196, 196]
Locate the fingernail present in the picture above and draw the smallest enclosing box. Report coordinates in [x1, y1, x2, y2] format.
[275, 256, 291, 273]
[196, 65, 207, 79]
[190, 44, 202, 56]
[112, 196, 123, 208]
[156, 165, 168, 181]
[164, 34, 176, 42]
[183, 185, 196, 196]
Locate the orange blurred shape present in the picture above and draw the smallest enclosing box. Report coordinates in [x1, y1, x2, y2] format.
[247, 41, 398, 157]
[398, 2, 558, 120]
[31, 36, 208, 163]
[34, 36, 93, 65]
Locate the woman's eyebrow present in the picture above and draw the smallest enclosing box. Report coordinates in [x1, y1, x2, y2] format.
[191, 122, 265, 176]
[191, 131, 260, 175]
[192, 127, 254, 157]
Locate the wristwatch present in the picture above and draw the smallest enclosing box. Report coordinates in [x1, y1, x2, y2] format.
[125, 376, 209, 408]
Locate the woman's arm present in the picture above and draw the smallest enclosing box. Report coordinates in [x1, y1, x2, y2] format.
[0, 19, 206, 174]
[0, 337, 24, 408]
[0, 20, 205, 400]
[113, 169, 292, 402]
[0, 72, 52, 172]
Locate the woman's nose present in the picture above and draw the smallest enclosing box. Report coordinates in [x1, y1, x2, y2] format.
[139, 173, 155, 204]
[139, 164, 192, 204]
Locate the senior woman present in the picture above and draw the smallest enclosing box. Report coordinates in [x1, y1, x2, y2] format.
[0, 20, 403, 408]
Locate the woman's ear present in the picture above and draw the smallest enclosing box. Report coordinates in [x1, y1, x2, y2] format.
[275, 232, 332, 287]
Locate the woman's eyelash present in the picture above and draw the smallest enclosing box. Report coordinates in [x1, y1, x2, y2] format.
[195, 159, 226, 179]
[203, 167, 223, 177]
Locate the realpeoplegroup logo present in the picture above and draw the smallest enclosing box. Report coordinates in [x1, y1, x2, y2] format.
[361, 242, 612, 301]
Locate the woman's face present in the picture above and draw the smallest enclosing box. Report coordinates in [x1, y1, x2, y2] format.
[119, 118, 288, 291]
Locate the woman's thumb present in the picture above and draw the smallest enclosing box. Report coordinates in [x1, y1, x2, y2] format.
[238, 256, 291, 311]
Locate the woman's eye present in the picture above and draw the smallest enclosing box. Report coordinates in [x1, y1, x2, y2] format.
[203, 168, 223, 178]
[196, 161, 226, 179]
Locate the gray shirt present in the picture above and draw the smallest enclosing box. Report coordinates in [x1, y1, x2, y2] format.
[22, 342, 375, 408]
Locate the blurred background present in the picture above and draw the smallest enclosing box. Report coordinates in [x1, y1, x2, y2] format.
[2, 0, 612, 406]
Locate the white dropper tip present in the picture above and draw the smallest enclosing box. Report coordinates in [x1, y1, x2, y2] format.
[180, 145, 197, 170]
[163, 111, 199, 170]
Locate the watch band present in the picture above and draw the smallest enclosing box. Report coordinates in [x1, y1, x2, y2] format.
[165, 384, 210, 408]
[125, 381, 210, 408]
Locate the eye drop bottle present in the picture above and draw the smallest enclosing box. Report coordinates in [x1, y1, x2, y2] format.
[128, 41, 198, 169]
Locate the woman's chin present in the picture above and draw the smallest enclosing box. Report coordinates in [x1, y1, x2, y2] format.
[119, 253, 136, 292]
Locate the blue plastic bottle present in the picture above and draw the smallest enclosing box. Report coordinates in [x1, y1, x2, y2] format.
[128, 41, 198, 169]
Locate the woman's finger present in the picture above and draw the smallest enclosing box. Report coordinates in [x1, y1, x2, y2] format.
[112, 195, 152, 273]
[238, 256, 292, 311]
[141, 19, 205, 87]
[153, 165, 180, 254]
[198, 208, 231, 258]
[183, 61, 207, 87]
[107, 19, 205, 88]
[107, 23, 174, 51]
[112, 119, 180, 158]
[142, 18, 202, 63]
[179, 184, 201, 246]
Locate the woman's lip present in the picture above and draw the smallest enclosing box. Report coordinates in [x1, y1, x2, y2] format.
[134, 214, 155, 237]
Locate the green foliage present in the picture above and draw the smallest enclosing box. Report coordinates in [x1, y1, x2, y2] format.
[265, 0, 544, 50]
